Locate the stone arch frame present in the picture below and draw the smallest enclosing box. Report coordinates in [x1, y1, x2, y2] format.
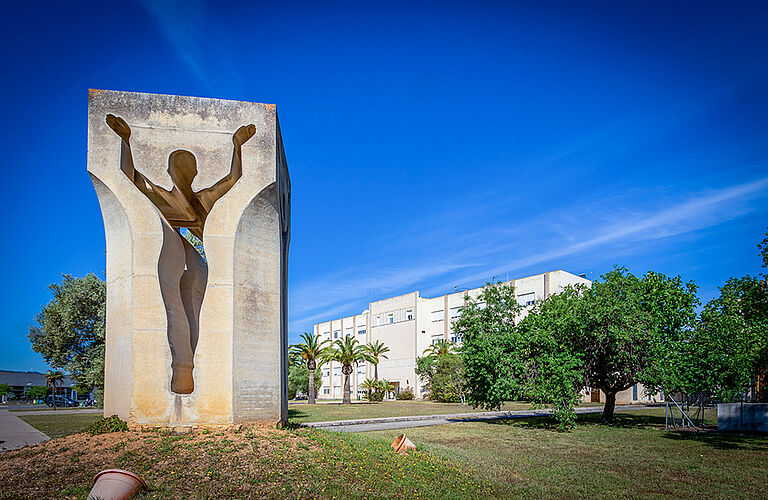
[88, 90, 289, 426]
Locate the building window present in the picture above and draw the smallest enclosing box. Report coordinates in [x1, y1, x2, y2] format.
[323, 388, 330, 395]
[633, 384, 638, 400]
[431, 310, 443, 322]
[333, 330, 340, 339]
[432, 337, 442, 345]
[477, 302, 486, 310]
[406, 309, 414, 320]
[516, 292, 535, 306]
[358, 329, 366, 336]
[323, 369, 330, 376]
[345, 327, 353, 337]
[333, 367, 341, 376]
[387, 312, 394, 324]
[449, 306, 462, 319]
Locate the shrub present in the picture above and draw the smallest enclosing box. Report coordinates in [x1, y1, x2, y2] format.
[396, 387, 415, 400]
[84, 415, 128, 435]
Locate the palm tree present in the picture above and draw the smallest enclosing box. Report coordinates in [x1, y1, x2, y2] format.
[378, 379, 394, 400]
[364, 340, 390, 381]
[423, 339, 455, 357]
[322, 336, 370, 404]
[361, 378, 378, 401]
[289, 332, 330, 404]
[45, 370, 64, 409]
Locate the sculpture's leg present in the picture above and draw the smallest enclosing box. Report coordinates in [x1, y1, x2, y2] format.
[180, 235, 208, 354]
[158, 221, 195, 394]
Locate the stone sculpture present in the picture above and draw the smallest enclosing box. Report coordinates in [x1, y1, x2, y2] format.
[88, 90, 290, 426]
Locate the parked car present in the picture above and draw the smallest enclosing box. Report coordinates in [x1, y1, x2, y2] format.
[45, 395, 79, 407]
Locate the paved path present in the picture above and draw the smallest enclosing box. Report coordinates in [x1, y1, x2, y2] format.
[0, 407, 50, 451]
[305, 404, 654, 433]
[7, 408, 102, 416]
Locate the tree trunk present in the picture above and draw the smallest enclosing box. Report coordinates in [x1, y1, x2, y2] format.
[308, 367, 316, 405]
[602, 391, 616, 423]
[374, 363, 379, 382]
[343, 372, 351, 404]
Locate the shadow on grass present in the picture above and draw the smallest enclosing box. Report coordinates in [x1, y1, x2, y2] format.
[481, 411, 768, 451]
[482, 411, 668, 431]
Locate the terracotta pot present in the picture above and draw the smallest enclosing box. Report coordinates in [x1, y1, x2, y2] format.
[87, 469, 148, 500]
[392, 433, 416, 453]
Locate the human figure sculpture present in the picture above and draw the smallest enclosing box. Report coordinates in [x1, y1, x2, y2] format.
[105, 114, 257, 394]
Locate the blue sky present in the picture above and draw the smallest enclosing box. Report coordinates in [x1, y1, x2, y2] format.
[1, 1, 766, 372]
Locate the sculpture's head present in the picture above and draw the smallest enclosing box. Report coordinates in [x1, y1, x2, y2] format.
[168, 150, 197, 193]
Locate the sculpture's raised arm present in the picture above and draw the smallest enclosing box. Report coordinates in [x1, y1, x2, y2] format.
[197, 124, 255, 206]
[105, 114, 137, 181]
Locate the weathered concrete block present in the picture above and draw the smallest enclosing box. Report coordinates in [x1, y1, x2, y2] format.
[88, 89, 290, 426]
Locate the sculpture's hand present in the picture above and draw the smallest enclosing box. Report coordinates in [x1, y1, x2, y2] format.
[233, 124, 256, 147]
[106, 114, 131, 143]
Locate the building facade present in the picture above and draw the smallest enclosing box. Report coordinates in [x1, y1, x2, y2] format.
[313, 270, 593, 400]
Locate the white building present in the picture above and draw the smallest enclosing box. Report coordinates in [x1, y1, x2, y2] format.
[313, 270, 592, 400]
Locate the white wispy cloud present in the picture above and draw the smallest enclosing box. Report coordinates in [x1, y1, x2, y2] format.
[289, 176, 768, 337]
[138, 0, 243, 95]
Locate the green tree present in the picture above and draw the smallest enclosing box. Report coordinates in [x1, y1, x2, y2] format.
[458, 270, 698, 428]
[422, 339, 455, 357]
[456, 282, 533, 413]
[288, 363, 323, 400]
[672, 276, 768, 400]
[572, 269, 699, 423]
[289, 332, 330, 405]
[364, 340, 390, 381]
[377, 379, 394, 400]
[361, 378, 379, 401]
[416, 352, 466, 403]
[0, 383, 12, 399]
[27, 385, 47, 400]
[45, 370, 65, 409]
[322, 336, 369, 404]
[29, 274, 106, 393]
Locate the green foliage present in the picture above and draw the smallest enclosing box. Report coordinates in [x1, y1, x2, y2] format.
[84, 415, 129, 435]
[364, 340, 390, 380]
[422, 339, 455, 357]
[457, 270, 699, 429]
[289, 332, 330, 371]
[29, 274, 106, 392]
[416, 351, 466, 403]
[0, 383, 12, 397]
[27, 385, 47, 399]
[181, 228, 206, 260]
[289, 332, 330, 404]
[456, 282, 529, 411]
[670, 275, 768, 399]
[322, 336, 371, 403]
[361, 378, 383, 401]
[362, 378, 393, 401]
[288, 363, 323, 399]
[396, 386, 415, 400]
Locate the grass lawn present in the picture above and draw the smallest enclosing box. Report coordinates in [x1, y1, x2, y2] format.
[0, 426, 493, 499]
[19, 413, 103, 438]
[9, 407, 96, 412]
[366, 408, 768, 499]
[3, 408, 765, 499]
[288, 400, 533, 423]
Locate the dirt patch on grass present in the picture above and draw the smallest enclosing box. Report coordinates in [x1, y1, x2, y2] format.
[0, 426, 318, 499]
